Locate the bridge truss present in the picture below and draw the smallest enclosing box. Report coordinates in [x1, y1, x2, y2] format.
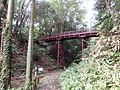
[40, 30, 99, 67]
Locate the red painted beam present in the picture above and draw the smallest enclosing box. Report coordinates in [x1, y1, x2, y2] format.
[40, 30, 99, 42]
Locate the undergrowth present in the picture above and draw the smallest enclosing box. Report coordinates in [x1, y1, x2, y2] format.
[60, 50, 120, 90]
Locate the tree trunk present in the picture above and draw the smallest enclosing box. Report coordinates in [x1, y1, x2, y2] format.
[26, 0, 35, 87]
[0, 0, 7, 52]
[1, 0, 14, 89]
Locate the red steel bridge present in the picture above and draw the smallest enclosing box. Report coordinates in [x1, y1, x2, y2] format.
[40, 29, 99, 67]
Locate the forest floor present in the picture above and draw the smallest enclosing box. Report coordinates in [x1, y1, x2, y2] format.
[11, 71, 62, 90]
[37, 71, 62, 90]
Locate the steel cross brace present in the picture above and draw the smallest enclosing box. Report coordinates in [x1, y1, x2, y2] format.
[56, 41, 65, 67]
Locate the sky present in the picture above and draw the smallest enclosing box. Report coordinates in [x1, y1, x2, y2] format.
[82, 0, 97, 28]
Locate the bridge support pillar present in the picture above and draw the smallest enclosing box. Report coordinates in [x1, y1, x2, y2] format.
[82, 38, 84, 50]
[80, 38, 88, 59]
[57, 41, 60, 65]
[57, 41, 65, 67]
[80, 38, 88, 50]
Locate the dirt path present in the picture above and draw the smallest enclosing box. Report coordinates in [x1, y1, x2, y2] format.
[37, 71, 62, 90]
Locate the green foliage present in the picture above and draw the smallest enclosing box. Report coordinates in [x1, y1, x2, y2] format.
[33, 43, 47, 61]
[82, 37, 98, 58]
[60, 0, 120, 89]
[60, 51, 120, 90]
[0, 68, 33, 90]
[95, 13, 113, 32]
[95, 0, 120, 32]
[63, 40, 80, 65]
[35, 0, 85, 35]
[12, 43, 19, 54]
[21, 26, 29, 41]
[0, 67, 3, 89]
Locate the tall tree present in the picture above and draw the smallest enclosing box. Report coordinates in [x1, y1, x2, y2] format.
[1, 0, 14, 89]
[49, 0, 84, 33]
[26, 0, 35, 86]
[13, 0, 31, 49]
[35, 0, 84, 36]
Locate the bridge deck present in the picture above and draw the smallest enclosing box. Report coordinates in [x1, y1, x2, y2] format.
[41, 30, 99, 42]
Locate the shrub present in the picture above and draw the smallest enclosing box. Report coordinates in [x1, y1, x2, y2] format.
[60, 51, 120, 90]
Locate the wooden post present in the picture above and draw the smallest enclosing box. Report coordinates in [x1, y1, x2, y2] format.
[32, 77, 37, 90]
